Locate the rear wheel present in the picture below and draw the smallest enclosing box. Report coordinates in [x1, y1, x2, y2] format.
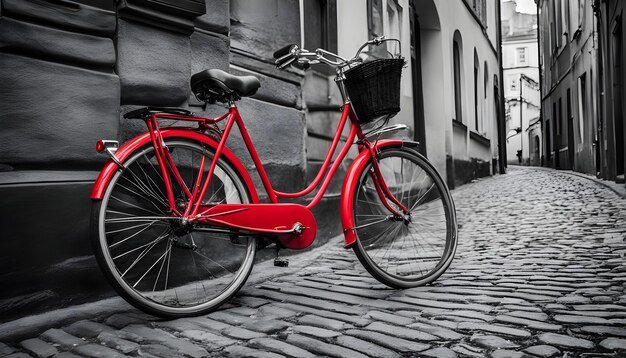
[351, 147, 457, 288]
[92, 138, 255, 318]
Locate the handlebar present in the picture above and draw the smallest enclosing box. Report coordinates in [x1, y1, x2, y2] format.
[273, 36, 400, 71]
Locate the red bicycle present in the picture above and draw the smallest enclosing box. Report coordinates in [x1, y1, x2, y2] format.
[91, 37, 457, 318]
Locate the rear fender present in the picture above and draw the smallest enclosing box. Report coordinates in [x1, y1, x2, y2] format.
[340, 140, 418, 248]
[90, 129, 260, 203]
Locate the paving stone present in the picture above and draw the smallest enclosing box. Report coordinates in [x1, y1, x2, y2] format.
[599, 337, 626, 350]
[408, 320, 465, 340]
[222, 345, 284, 358]
[291, 325, 341, 339]
[255, 304, 299, 320]
[523, 345, 561, 357]
[490, 349, 528, 358]
[420, 347, 458, 358]
[20, 338, 58, 358]
[231, 296, 270, 308]
[470, 334, 518, 349]
[572, 304, 626, 311]
[97, 331, 139, 354]
[63, 320, 116, 339]
[553, 314, 612, 325]
[495, 315, 562, 331]
[451, 343, 485, 358]
[179, 330, 236, 348]
[73, 343, 126, 358]
[556, 295, 591, 304]
[579, 325, 626, 336]
[334, 335, 401, 358]
[537, 332, 595, 349]
[420, 308, 495, 322]
[227, 307, 258, 317]
[457, 322, 531, 338]
[248, 337, 316, 358]
[501, 310, 549, 321]
[364, 310, 414, 326]
[122, 325, 209, 358]
[104, 313, 149, 329]
[50, 353, 82, 358]
[241, 319, 292, 333]
[286, 334, 368, 358]
[208, 311, 250, 326]
[222, 326, 266, 340]
[0, 342, 16, 355]
[345, 329, 430, 352]
[363, 322, 438, 341]
[296, 315, 347, 331]
[138, 343, 186, 358]
[40, 328, 85, 349]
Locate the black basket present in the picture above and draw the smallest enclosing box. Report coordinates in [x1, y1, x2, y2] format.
[343, 58, 404, 124]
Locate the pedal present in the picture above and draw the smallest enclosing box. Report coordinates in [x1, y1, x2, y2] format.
[274, 257, 289, 267]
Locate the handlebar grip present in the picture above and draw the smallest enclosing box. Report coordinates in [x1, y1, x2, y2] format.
[273, 44, 297, 59]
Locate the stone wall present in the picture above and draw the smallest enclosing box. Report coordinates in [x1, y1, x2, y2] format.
[0, 0, 306, 320]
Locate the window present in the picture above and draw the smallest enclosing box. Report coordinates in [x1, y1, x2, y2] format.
[517, 47, 527, 65]
[453, 33, 463, 123]
[578, 74, 586, 143]
[303, 0, 337, 73]
[578, 0, 584, 28]
[509, 75, 518, 92]
[368, 0, 384, 38]
[556, 0, 562, 47]
[385, 0, 403, 52]
[474, 50, 480, 132]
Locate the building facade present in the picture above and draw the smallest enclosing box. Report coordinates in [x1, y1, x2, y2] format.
[330, 0, 505, 189]
[501, 0, 541, 166]
[0, 0, 502, 317]
[537, 0, 625, 185]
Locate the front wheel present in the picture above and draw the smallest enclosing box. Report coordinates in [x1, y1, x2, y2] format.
[92, 138, 256, 318]
[351, 147, 457, 288]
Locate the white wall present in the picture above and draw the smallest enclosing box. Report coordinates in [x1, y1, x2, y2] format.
[336, 0, 501, 178]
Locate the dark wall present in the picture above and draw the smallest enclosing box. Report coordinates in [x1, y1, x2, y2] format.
[0, 0, 306, 320]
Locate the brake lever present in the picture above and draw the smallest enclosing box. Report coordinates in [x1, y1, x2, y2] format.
[277, 57, 296, 69]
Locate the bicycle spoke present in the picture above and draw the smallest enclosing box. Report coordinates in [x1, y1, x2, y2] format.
[96, 139, 256, 315]
[352, 148, 456, 287]
[120, 229, 170, 278]
[110, 220, 165, 248]
[111, 195, 163, 216]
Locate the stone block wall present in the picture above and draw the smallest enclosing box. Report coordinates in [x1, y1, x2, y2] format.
[0, 0, 307, 319]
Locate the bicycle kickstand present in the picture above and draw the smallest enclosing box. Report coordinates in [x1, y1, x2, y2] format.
[273, 245, 289, 267]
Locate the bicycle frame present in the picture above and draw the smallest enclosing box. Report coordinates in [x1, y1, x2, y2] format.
[91, 101, 413, 248]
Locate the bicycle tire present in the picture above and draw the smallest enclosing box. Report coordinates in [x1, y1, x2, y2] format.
[91, 138, 256, 318]
[351, 146, 457, 288]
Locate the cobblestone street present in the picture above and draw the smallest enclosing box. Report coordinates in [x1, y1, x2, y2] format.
[1, 166, 625, 357]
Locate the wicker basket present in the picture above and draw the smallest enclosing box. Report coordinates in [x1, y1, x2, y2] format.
[343, 58, 404, 124]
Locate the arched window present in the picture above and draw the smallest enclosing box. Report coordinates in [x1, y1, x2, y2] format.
[453, 31, 463, 123]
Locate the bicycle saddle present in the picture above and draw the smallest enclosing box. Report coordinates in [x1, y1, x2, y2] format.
[191, 69, 260, 101]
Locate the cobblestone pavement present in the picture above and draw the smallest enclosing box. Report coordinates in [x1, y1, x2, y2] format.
[2, 166, 626, 358]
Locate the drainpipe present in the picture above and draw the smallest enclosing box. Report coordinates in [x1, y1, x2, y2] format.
[497, 0, 507, 174]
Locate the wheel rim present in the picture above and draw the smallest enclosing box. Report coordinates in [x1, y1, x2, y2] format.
[98, 140, 255, 314]
[354, 150, 454, 284]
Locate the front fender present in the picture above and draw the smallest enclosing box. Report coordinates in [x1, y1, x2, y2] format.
[340, 140, 419, 248]
[90, 129, 260, 202]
